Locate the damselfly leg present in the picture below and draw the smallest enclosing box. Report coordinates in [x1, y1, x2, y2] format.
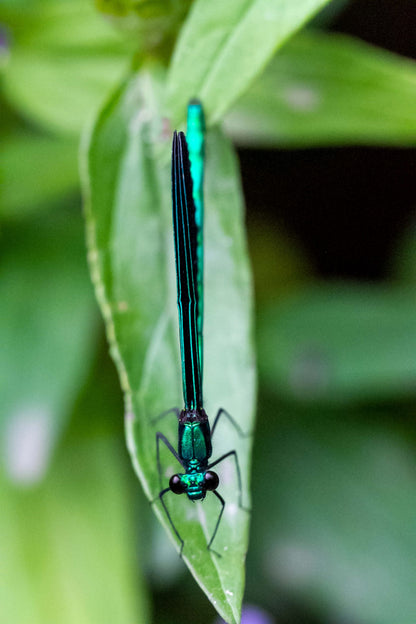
[210, 408, 251, 511]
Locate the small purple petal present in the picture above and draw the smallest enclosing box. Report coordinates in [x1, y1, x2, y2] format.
[215, 604, 274, 624]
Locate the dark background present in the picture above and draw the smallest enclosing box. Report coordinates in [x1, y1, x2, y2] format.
[241, 0, 416, 282]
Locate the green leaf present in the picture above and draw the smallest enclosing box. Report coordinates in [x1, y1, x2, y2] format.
[82, 65, 256, 623]
[167, 0, 334, 126]
[0, 361, 148, 624]
[95, 0, 192, 43]
[253, 408, 416, 624]
[225, 31, 416, 147]
[258, 283, 416, 405]
[392, 222, 416, 284]
[0, 211, 97, 480]
[2, 0, 132, 135]
[309, 0, 349, 26]
[1, 134, 78, 219]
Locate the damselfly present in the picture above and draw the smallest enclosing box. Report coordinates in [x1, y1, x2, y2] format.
[154, 101, 247, 555]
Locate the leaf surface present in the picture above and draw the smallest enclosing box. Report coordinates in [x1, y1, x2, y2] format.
[1, 134, 78, 219]
[0, 212, 97, 481]
[252, 407, 416, 624]
[167, 0, 334, 125]
[258, 283, 416, 404]
[2, 0, 132, 135]
[225, 31, 416, 147]
[0, 358, 148, 624]
[83, 65, 255, 623]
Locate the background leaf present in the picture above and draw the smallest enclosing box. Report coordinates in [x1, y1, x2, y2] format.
[0, 349, 149, 624]
[258, 283, 416, 405]
[167, 0, 334, 125]
[83, 65, 256, 623]
[249, 405, 416, 624]
[225, 31, 416, 147]
[1, 0, 132, 136]
[0, 210, 97, 481]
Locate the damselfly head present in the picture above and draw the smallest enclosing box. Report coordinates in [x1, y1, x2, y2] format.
[169, 469, 219, 501]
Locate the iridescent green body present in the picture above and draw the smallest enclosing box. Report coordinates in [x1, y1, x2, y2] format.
[186, 100, 205, 377]
[171, 128, 212, 500]
[172, 130, 203, 412]
[177, 409, 212, 501]
[156, 102, 245, 553]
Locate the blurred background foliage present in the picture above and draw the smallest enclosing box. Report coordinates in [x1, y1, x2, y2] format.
[1, 0, 416, 623]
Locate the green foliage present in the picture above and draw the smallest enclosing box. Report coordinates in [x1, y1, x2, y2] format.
[0, 212, 96, 446]
[252, 405, 416, 624]
[0, 354, 148, 624]
[2, 0, 132, 135]
[3, 0, 416, 623]
[167, 0, 334, 125]
[258, 283, 416, 404]
[226, 31, 416, 146]
[95, 0, 192, 46]
[83, 65, 255, 623]
[0, 210, 149, 624]
[1, 135, 79, 219]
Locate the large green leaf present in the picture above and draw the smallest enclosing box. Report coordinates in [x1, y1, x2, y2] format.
[167, 0, 334, 125]
[2, 0, 132, 135]
[0, 212, 97, 482]
[0, 356, 148, 624]
[225, 31, 416, 147]
[82, 65, 255, 623]
[258, 283, 416, 405]
[251, 406, 416, 624]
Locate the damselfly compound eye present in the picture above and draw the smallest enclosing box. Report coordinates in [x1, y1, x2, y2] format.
[169, 474, 186, 495]
[204, 471, 219, 491]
